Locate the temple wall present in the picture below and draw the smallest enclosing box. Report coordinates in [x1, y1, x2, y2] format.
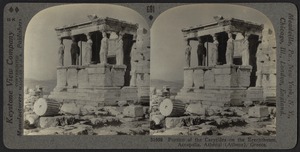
[107, 39, 118, 56]
[233, 40, 244, 57]
[259, 28, 276, 101]
[129, 28, 150, 103]
[55, 64, 126, 89]
[183, 65, 252, 90]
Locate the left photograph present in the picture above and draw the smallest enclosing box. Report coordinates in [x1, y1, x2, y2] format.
[23, 4, 150, 135]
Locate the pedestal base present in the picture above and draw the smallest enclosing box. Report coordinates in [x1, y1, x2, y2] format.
[49, 86, 138, 106]
[178, 65, 254, 106]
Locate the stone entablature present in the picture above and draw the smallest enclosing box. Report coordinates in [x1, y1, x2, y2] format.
[182, 16, 263, 67]
[182, 18, 263, 39]
[55, 17, 138, 39]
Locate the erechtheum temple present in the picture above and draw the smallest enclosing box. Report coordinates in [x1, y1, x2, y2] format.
[176, 16, 276, 106]
[48, 15, 150, 106]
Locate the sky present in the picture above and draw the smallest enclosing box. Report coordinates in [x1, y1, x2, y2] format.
[24, 4, 148, 81]
[151, 4, 274, 81]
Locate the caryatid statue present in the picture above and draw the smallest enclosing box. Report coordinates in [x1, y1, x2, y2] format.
[210, 34, 219, 66]
[130, 42, 137, 87]
[185, 40, 192, 67]
[197, 38, 206, 66]
[116, 33, 124, 65]
[242, 33, 250, 65]
[226, 32, 234, 65]
[70, 37, 80, 65]
[58, 39, 65, 66]
[99, 32, 108, 65]
[84, 33, 93, 65]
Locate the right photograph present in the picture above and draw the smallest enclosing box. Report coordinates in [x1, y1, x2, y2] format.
[150, 4, 276, 136]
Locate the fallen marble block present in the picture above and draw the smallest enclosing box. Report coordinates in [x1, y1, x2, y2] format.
[248, 106, 269, 118]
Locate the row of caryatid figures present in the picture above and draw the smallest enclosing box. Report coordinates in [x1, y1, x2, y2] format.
[58, 32, 124, 66]
[185, 32, 250, 67]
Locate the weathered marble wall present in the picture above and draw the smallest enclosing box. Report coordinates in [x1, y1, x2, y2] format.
[183, 65, 252, 89]
[131, 28, 150, 100]
[56, 64, 126, 89]
[258, 28, 276, 101]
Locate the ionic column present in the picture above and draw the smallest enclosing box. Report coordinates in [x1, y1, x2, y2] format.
[242, 33, 250, 66]
[226, 32, 234, 65]
[58, 38, 65, 66]
[185, 40, 191, 67]
[84, 33, 93, 65]
[99, 31, 108, 65]
[116, 32, 124, 65]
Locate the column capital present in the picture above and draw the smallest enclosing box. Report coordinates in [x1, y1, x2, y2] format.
[226, 31, 232, 35]
[85, 32, 92, 36]
[227, 32, 234, 40]
[185, 39, 190, 44]
[242, 32, 250, 37]
[58, 38, 64, 43]
[210, 33, 218, 37]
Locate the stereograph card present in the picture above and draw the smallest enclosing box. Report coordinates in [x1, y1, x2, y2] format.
[1, 1, 298, 150]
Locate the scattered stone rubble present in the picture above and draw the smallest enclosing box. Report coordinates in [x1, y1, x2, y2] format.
[24, 86, 149, 135]
[150, 87, 276, 136]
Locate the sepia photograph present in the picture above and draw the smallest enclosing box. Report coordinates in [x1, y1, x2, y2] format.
[2, 2, 298, 149]
[150, 4, 277, 136]
[23, 4, 150, 135]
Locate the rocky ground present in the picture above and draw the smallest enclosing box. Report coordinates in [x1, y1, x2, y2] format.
[150, 89, 276, 136]
[24, 86, 149, 135]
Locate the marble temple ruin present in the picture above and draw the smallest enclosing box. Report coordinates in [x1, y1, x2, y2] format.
[176, 17, 276, 106]
[48, 16, 150, 106]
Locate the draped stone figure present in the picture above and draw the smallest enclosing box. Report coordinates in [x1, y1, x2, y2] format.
[116, 33, 124, 65]
[70, 38, 80, 65]
[130, 42, 137, 86]
[99, 32, 108, 64]
[210, 35, 219, 66]
[185, 40, 191, 67]
[242, 34, 250, 65]
[226, 32, 234, 65]
[197, 38, 206, 66]
[84, 33, 93, 65]
[58, 39, 65, 66]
